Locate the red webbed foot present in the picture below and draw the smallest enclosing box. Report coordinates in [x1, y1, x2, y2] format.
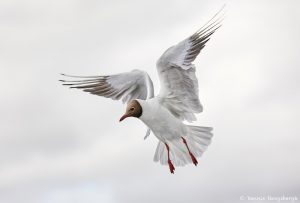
[168, 160, 175, 174]
[165, 143, 175, 174]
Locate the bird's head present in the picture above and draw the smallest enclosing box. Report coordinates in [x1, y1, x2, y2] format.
[119, 100, 143, 122]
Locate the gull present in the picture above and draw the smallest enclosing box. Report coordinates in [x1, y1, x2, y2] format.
[60, 8, 224, 174]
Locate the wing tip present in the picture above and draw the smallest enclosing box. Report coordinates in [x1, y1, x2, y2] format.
[195, 5, 226, 35]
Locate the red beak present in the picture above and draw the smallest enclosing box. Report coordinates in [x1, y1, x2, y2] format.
[119, 114, 128, 122]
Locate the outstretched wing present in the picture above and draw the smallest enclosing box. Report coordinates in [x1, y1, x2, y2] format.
[60, 69, 154, 139]
[60, 69, 154, 103]
[156, 8, 224, 122]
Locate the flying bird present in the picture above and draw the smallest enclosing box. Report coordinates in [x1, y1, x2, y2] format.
[60, 8, 224, 174]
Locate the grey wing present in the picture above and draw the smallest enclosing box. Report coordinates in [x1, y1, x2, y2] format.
[60, 69, 154, 139]
[156, 8, 223, 122]
[60, 69, 154, 103]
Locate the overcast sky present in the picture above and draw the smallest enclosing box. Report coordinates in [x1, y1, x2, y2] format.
[0, 0, 299, 203]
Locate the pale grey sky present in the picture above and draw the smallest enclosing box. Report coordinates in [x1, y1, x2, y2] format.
[0, 0, 299, 203]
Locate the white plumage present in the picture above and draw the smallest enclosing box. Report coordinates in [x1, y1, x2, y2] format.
[61, 7, 224, 173]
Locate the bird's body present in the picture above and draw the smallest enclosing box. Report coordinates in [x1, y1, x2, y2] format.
[138, 98, 187, 142]
[60, 7, 224, 173]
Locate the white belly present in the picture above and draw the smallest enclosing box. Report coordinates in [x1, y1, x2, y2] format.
[138, 99, 187, 142]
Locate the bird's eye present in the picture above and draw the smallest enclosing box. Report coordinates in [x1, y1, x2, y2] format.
[130, 107, 135, 111]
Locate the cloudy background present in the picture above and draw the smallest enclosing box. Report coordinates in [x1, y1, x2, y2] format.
[0, 0, 299, 202]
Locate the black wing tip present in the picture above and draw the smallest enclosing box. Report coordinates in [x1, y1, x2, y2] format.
[59, 73, 103, 78]
[195, 5, 226, 35]
[59, 73, 109, 89]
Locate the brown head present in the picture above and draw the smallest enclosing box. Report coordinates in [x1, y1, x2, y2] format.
[119, 100, 143, 122]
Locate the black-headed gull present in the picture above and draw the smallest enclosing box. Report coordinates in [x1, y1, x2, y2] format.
[60, 9, 223, 174]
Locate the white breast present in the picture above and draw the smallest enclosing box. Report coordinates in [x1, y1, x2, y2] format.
[137, 98, 187, 142]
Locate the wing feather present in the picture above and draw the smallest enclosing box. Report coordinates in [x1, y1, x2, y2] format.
[156, 8, 224, 122]
[60, 69, 154, 103]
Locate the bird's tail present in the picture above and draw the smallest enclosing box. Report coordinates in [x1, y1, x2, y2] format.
[153, 125, 213, 167]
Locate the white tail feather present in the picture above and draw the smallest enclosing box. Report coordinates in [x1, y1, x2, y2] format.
[153, 125, 213, 167]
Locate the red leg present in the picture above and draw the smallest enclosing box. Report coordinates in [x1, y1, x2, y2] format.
[165, 143, 175, 174]
[182, 137, 198, 166]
